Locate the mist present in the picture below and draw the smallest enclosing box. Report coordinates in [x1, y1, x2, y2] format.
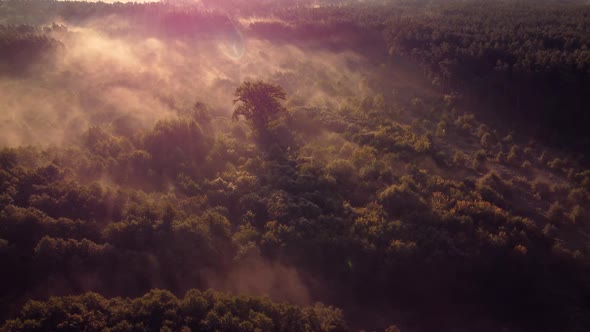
[0, 15, 373, 148]
[0, 7, 378, 314]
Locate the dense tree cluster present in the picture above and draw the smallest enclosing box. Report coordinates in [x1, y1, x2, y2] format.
[1, 77, 589, 331]
[3, 289, 347, 332]
[0, 24, 63, 74]
[383, 1, 590, 147]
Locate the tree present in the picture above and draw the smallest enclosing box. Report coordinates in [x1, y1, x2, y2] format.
[232, 81, 287, 136]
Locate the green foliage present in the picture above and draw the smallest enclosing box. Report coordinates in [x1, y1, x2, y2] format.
[385, 326, 401, 332]
[507, 145, 520, 164]
[0, 24, 63, 74]
[3, 289, 347, 332]
[142, 118, 212, 176]
[568, 205, 584, 224]
[547, 201, 565, 224]
[383, 1, 590, 147]
[233, 81, 287, 136]
[480, 132, 493, 149]
[378, 182, 425, 217]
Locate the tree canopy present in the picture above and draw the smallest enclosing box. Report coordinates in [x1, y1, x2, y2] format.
[232, 81, 287, 135]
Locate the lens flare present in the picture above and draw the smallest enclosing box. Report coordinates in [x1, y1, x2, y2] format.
[218, 17, 245, 60]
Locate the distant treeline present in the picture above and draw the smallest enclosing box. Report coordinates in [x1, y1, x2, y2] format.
[242, 0, 590, 150]
[0, 0, 237, 38]
[383, 1, 590, 148]
[0, 24, 64, 73]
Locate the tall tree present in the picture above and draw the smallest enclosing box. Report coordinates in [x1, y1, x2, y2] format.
[232, 80, 287, 136]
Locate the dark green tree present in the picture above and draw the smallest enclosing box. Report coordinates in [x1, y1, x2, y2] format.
[232, 80, 287, 136]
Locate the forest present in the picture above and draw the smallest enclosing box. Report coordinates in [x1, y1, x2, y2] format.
[0, 0, 589, 331]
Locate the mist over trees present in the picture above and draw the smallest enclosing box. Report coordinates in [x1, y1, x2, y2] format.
[1, 0, 590, 332]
